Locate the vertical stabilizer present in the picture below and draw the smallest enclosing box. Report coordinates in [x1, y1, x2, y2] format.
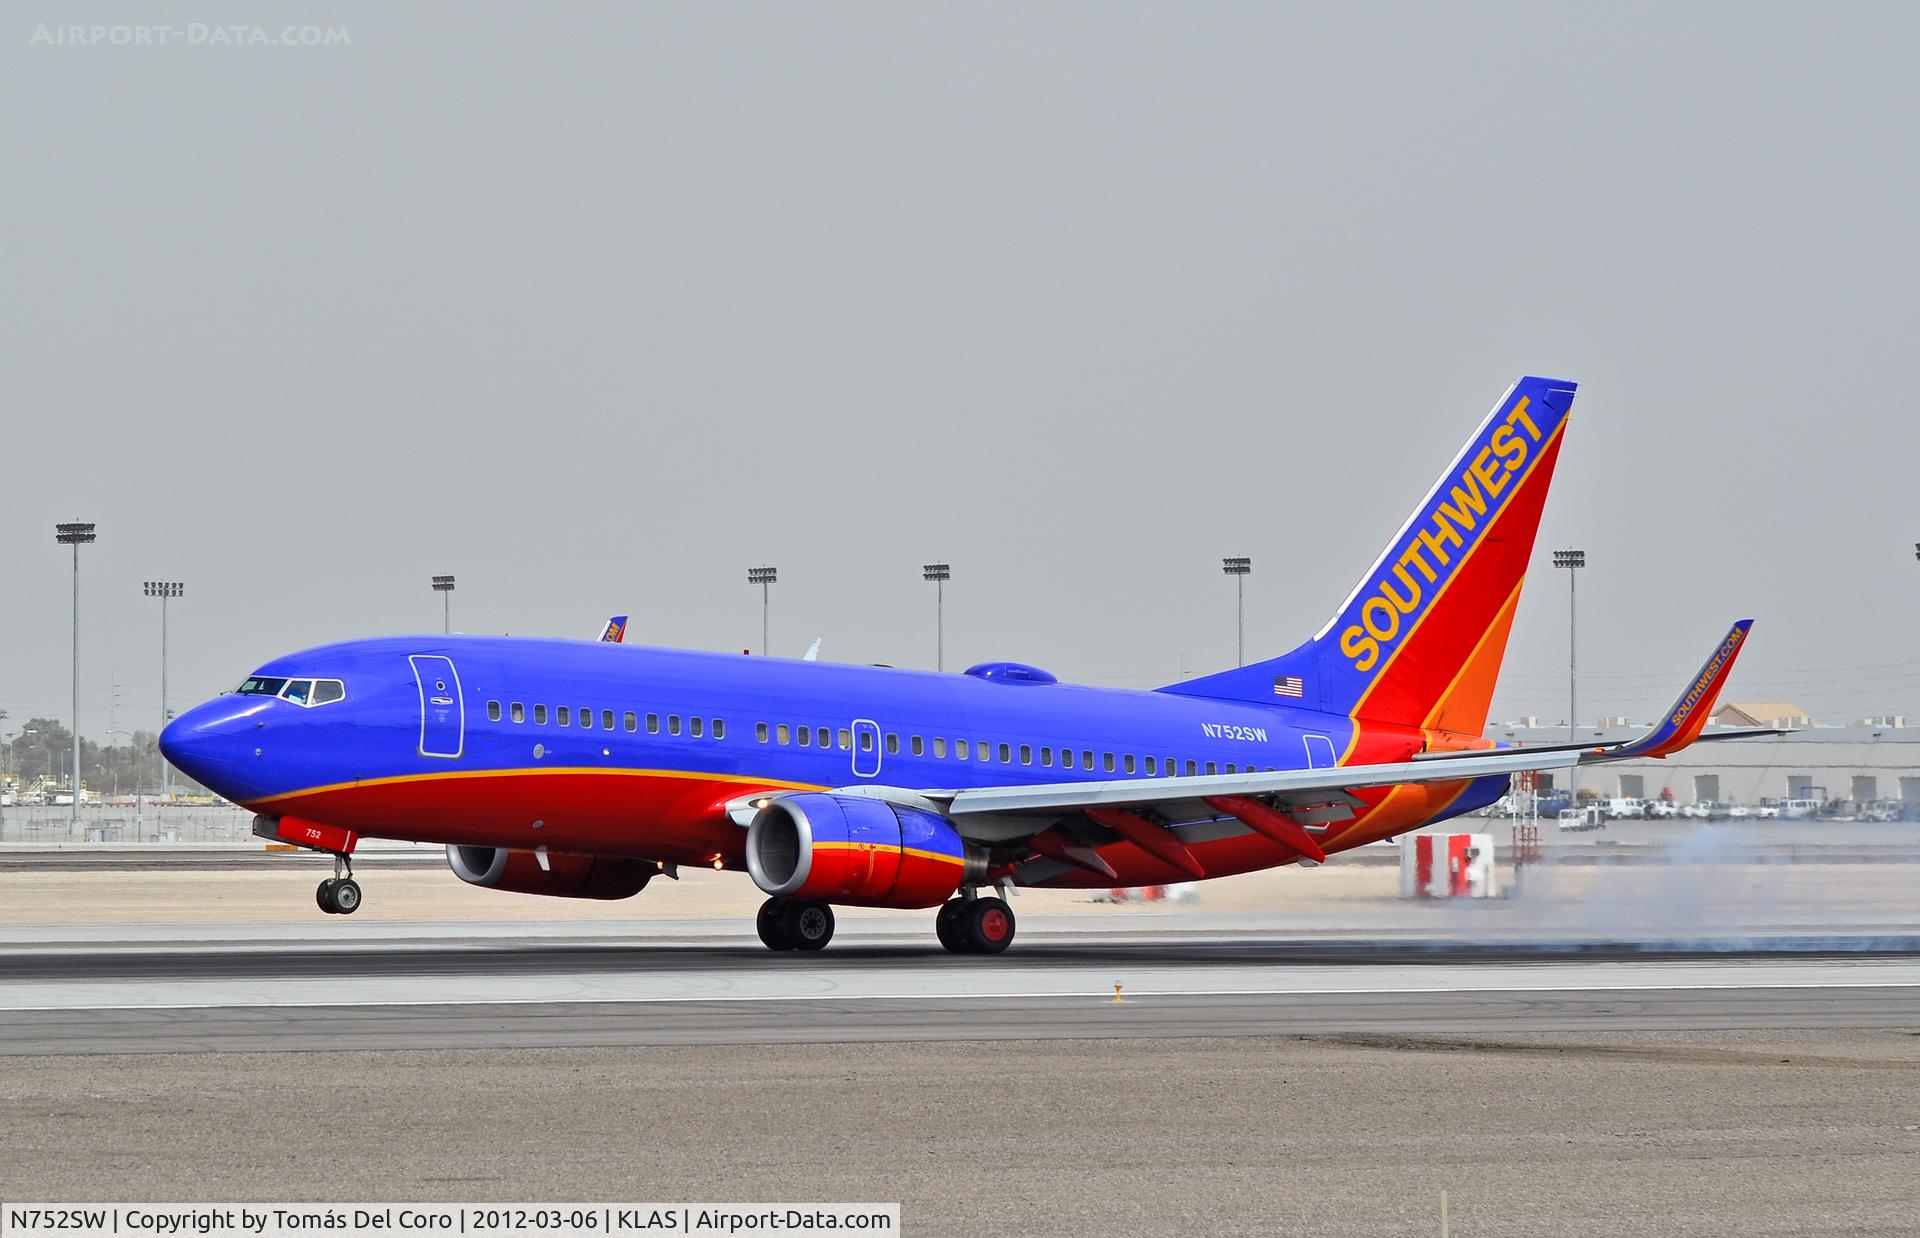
[1161, 376, 1577, 735]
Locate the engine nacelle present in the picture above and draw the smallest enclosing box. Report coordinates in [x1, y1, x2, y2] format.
[746, 792, 984, 909]
[446, 845, 656, 900]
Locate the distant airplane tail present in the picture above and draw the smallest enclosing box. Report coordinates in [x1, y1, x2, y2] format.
[1160, 376, 1577, 736]
[599, 616, 628, 644]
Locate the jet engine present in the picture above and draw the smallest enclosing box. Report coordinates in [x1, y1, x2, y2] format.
[446, 845, 656, 900]
[745, 792, 986, 908]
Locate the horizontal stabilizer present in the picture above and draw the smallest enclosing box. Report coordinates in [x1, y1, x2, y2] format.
[1405, 620, 1766, 766]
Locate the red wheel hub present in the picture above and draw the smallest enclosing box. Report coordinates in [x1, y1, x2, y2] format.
[980, 907, 1010, 941]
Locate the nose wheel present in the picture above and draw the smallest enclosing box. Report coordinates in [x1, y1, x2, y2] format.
[937, 895, 1015, 954]
[756, 898, 835, 951]
[316, 855, 362, 915]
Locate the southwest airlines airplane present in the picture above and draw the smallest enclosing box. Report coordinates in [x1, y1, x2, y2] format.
[160, 377, 1773, 954]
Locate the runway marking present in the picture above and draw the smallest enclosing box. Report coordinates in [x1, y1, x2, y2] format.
[4, 979, 1917, 1013]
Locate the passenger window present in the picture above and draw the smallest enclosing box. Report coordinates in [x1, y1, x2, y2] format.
[798, 727, 811, 747]
[714, 719, 726, 739]
[1186, 760, 1198, 777]
[558, 707, 571, 727]
[578, 707, 592, 730]
[1164, 757, 1176, 777]
[816, 727, 830, 747]
[839, 729, 853, 750]
[1145, 756, 1157, 775]
[1226, 763, 1238, 774]
[1081, 750, 1094, 769]
[647, 713, 660, 734]
[933, 738, 946, 758]
[312, 680, 345, 705]
[603, 710, 615, 731]
[1206, 761, 1218, 775]
[999, 743, 1012, 763]
[955, 739, 970, 761]
[281, 679, 314, 705]
[512, 703, 525, 723]
[1125, 755, 1137, 774]
[691, 717, 704, 738]
[756, 722, 769, 743]
[1019, 744, 1032, 765]
[488, 701, 502, 722]
[1040, 746, 1053, 767]
[777, 724, 791, 745]
[1061, 749, 1074, 769]
[859, 730, 874, 752]
[911, 736, 924, 756]
[668, 715, 682, 736]
[534, 704, 548, 725]
[886, 734, 899, 754]
[624, 712, 637, 732]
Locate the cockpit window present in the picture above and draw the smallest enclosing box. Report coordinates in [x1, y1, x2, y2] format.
[236, 676, 345, 706]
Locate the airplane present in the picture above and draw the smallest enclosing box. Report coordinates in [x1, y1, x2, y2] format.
[160, 376, 1778, 953]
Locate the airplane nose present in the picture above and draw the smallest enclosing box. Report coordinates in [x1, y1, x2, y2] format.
[160, 699, 267, 800]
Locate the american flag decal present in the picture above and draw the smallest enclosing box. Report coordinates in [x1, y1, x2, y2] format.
[1272, 675, 1304, 698]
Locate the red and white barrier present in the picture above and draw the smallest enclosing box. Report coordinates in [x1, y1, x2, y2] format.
[1400, 832, 1495, 898]
[1096, 883, 1200, 904]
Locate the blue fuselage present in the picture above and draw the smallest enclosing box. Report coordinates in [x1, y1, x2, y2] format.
[161, 634, 1501, 881]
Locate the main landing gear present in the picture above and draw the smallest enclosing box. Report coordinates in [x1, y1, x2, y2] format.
[316, 853, 361, 915]
[756, 897, 835, 951]
[751, 893, 1017, 954]
[936, 894, 1015, 954]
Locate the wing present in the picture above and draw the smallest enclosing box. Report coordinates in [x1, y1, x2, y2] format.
[923, 620, 1772, 878]
[727, 620, 1775, 882]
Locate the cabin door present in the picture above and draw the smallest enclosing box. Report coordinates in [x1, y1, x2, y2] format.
[409, 654, 465, 759]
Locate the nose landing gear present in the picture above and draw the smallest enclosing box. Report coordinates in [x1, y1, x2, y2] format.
[316, 854, 361, 915]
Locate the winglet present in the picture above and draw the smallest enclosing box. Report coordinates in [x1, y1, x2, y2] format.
[598, 616, 628, 644]
[1605, 620, 1754, 759]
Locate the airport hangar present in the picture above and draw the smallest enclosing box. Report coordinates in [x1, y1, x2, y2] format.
[1501, 703, 1918, 807]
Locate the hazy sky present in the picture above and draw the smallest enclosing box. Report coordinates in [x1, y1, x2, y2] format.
[4, 1, 1918, 743]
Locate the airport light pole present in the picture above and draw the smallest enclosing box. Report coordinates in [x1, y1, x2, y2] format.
[144, 582, 184, 802]
[923, 563, 950, 672]
[432, 575, 456, 634]
[747, 566, 777, 655]
[56, 522, 96, 827]
[1553, 549, 1586, 741]
[1222, 557, 1251, 666]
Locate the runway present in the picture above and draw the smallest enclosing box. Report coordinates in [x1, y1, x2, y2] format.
[5, 934, 1917, 1055]
[6, 925, 1919, 1233]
